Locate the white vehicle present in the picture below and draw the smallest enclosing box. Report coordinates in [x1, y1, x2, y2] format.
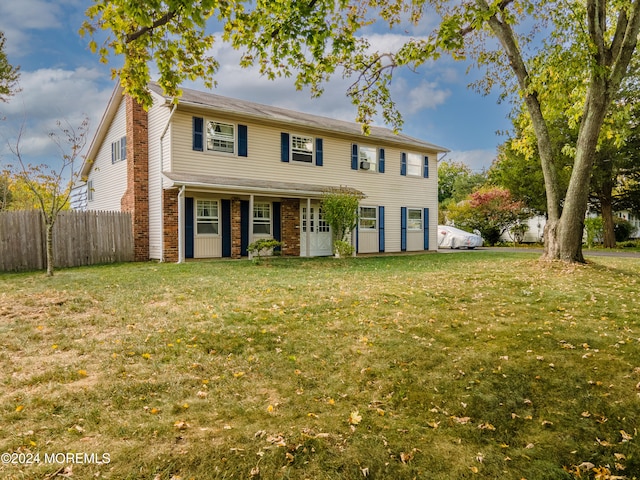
[438, 225, 483, 249]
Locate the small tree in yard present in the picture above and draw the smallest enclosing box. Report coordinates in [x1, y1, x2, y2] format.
[8, 117, 89, 276]
[321, 188, 362, 257]
[447, 187, 529, 246]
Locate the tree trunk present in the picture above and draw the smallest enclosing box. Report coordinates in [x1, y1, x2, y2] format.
[600, 191, 616, 248]
[45, 221, 55, 277]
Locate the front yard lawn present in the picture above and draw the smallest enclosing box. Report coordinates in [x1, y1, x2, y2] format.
[1, 252, 639, 479]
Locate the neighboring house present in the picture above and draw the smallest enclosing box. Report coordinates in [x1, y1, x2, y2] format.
[80, 83, 448, 262]
[69, 184, 87, 211]
[615, 210, 640, 238]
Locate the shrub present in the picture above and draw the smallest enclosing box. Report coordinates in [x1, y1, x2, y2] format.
[247, 238, 282, 263]
[321, 187, 363, 256]
[584, 217, 603, 248]
[614, 217, 636, 242]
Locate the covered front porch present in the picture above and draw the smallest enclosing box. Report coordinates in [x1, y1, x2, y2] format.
[161, 173, 362, 262]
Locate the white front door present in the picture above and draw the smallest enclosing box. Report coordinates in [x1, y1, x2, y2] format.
[300, 204, 333, 256]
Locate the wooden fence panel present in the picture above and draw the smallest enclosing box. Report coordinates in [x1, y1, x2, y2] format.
[0, 210, 134, 272]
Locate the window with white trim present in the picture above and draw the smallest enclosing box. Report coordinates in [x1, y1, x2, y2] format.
[407, 153, 422, 177]
[359, 146, 377, 171]
[111, 136, 126, 163]
[407, 208, 423, 230]
[206, 121, 235, 153]
[291, 135, 314, 163]
[359, 206, 377, 230]
[253, 202, 271, 235]
[196, 200, 219, 235]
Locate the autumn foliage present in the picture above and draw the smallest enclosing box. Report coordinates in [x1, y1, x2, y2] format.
[446, 187, 528, 245]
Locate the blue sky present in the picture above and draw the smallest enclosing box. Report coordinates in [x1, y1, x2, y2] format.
[0, 0, 513, 174]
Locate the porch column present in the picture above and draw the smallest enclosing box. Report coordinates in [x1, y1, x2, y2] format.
[306, 197, 311, 257]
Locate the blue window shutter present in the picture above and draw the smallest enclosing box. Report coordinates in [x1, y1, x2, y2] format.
[121, 136, 127, 161]
[401, 152, 407, 176]
[423, 155, 429, 178]
[378, 148, 385, 173]
[273, 202, 282, 251]
[401, 207, 407, 251]
[423, 208, 430, 250]
[193, 117, 204, 151]
[281, 133, 290, 162]
[315, 138, 323, 166]
[238, 124, 248, 157]
[351, 144, 359, 170]
[378, 206, 385, 252]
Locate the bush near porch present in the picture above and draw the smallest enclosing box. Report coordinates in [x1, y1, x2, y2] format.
[1, 253, 639, 479]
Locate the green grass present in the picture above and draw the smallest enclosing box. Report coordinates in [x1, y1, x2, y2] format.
[1, 252, 639, 479]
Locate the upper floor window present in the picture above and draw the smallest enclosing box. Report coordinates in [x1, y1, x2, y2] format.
[207, 121, 235, 153]
[291, 135, 313, 163]
[359, 146, 377, 171]
[406, 153, 422, 177]
[111, 136, 126, 164]
[197, 200, 219, 235]
[87, 180, 94, 202]
[193, 117, 247, 156]
[359, 206, 378, 230]
[253, 202, 271, 235]
[351, 144, 384, 172]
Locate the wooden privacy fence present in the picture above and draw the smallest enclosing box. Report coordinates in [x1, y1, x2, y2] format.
[0, 210, 134, 272]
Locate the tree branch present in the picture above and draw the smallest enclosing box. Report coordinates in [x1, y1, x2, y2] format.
[125, 10, 178, 44]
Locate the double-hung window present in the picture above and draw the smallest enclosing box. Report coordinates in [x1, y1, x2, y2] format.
[206, 121, 235, 153]
[359, 207, 378, 230]
[359, 146, 377, 171]
[253, 203, 271, 235]
[111, 136, 126, 164]
[196, 200, 219, 235]
[291, 135, 314, 163]
[407, 208, 423, 230]
[407, 153, 422, 177]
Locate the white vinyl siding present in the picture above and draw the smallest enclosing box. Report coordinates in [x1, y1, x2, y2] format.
[148, 93, 172, 260]
[170, 111, 439, 252]
[86, 97, 128, 211]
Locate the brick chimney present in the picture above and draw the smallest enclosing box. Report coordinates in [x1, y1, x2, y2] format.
[121, 95, 149, 262]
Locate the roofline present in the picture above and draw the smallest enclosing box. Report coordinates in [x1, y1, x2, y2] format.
[150, 82, 450, 154]
[80, 83, 125, 179]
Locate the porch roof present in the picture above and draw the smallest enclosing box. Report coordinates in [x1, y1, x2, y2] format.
[163, 172, 364, 198]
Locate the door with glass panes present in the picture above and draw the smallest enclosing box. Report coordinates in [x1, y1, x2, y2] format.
[300, 203, 332, 256]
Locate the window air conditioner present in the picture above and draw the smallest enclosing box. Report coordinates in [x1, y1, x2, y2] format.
[360, 161, 370, 170]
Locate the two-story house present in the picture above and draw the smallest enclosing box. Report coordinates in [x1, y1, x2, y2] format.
[80, 83, 448, 262]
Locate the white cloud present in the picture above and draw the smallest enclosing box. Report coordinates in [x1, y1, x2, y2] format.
[0, 68, 113, 162]
[445, 149, 497, 172]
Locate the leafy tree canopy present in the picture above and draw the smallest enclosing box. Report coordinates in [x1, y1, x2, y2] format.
[0, 31, 19, 102]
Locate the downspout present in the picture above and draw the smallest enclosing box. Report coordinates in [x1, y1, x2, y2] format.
[177, 185, 186, 263]
[159, 103, 178, 262]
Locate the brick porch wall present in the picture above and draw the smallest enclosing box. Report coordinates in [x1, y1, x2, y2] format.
[231, 199, 242, 259]
[121, 95, 149, 262]
[281, 198, 300, 256]
[163, 188, 179, 263]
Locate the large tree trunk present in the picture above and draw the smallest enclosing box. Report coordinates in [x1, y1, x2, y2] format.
[600, 190, 616, 248]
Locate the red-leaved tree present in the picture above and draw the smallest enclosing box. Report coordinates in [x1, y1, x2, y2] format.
[446, 187, 529, 246]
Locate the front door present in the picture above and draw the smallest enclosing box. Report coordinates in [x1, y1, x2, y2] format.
[300, 204, 332, 256]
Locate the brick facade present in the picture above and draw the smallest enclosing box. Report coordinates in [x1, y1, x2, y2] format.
[231, 199, 242, 259]
[281, 198, 300, 256]
[121, 96, 149, 262]
[163, 189, 179, 263]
